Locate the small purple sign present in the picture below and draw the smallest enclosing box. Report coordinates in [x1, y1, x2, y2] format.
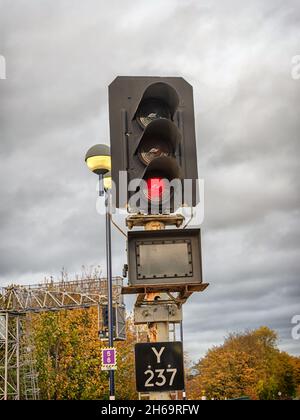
[101, 348, 117, 370]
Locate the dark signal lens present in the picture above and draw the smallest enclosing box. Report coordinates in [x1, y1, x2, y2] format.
[137, 99, 171, 128]
[138, 138, 172, 165]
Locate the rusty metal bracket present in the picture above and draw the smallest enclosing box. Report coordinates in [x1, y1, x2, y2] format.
[122, 283, 209, 307]
[126, 214, 185, 230]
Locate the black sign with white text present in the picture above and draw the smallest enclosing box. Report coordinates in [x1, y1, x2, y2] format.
[135, 342, 184, 392]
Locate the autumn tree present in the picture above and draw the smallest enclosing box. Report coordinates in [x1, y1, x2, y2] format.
[30, 311, 300, 401]
[31, 308, 137, 400]
[290, 356, 300, 398]
[187, 327, 298, 400]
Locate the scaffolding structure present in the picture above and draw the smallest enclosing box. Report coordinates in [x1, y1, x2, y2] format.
[0, 276, 124, 400]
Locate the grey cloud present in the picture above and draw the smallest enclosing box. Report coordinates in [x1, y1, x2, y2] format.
[0, 0, 300, 360]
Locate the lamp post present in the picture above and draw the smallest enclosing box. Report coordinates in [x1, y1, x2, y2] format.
[85, 144, 115, 400]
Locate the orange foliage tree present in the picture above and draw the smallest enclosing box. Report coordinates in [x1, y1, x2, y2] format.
[31, 312, 300, 401]
[187, 327, 299, 400]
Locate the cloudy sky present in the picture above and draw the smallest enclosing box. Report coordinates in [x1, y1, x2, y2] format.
[0, 0, 299, 361]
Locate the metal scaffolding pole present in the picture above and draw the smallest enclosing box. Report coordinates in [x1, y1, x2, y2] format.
[16, 316, 20, 400]
[0, 312, 21, 400]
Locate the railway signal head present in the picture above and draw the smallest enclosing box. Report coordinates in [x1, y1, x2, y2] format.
[109, 77, 199, 213]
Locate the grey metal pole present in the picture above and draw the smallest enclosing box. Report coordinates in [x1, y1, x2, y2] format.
[105, 187, 115, 400]
[180, 320, 187, 400]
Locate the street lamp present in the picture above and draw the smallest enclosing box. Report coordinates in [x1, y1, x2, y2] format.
[85, 144, 115, 400]
[85, 144, 111, 196]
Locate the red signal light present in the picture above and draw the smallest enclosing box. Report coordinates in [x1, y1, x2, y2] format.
[145, 177, 166, 202]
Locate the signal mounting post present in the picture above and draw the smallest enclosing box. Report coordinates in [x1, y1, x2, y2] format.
[109, 76, 209, 400]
